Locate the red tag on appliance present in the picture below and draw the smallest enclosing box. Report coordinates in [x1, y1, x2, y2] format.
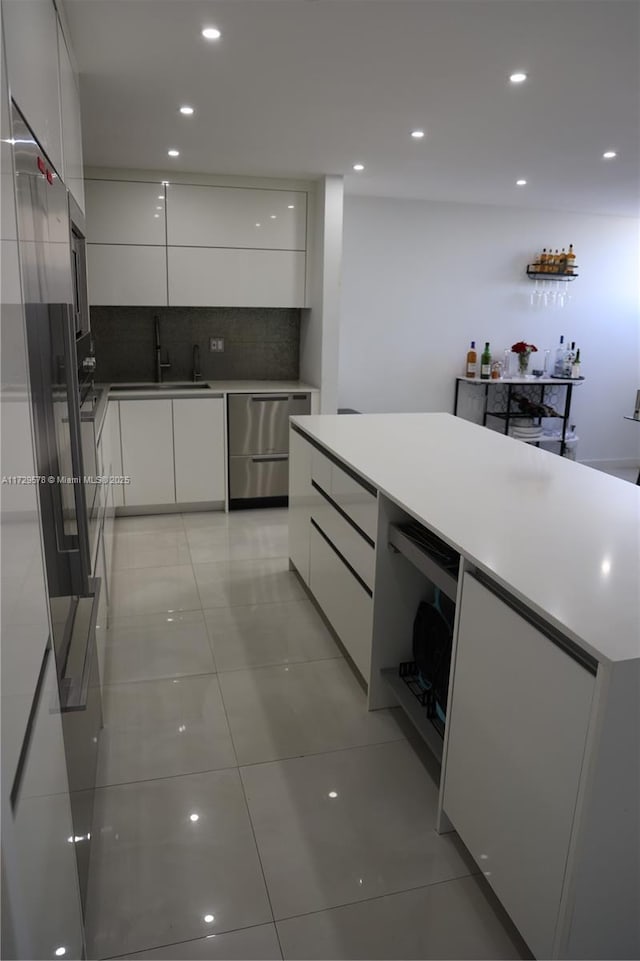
[46, 169, 53, 184]
[37, 156, 46, 175]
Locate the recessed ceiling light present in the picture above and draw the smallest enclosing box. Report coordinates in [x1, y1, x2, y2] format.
[603, 150, 617, 159]
[202, 26, 221, 40]
[179, 105, 195, 116]
[353, 163, 364, 172]
[167, 149, 180, 157]
[287, 204, 295, 209]
[203, 914, 215, 924]
[509, 72, 527, 83]
[189, 813, 199, 822]
[411, 130, 425, 139]
[516, 179, 527, 186]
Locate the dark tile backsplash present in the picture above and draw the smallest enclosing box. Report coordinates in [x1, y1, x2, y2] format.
[90, 307, 301, 383]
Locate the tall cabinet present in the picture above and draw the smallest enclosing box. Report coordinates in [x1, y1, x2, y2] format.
[1, 2, 85, 956]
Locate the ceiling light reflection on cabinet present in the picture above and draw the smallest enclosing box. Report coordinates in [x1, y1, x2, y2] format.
[603, 151, 617, 159]
[509, 72, 527, 83]
[516, 179, 527, 186]
[179, 105, 195, 115]
[202, 27, 221, 40]
[411, 130, 425, 139]
[353, 163, 364, 171]
[287, 204, 295, 209]
[167, 149, 180, 157]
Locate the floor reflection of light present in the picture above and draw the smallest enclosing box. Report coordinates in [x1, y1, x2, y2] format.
[204, 913, 215, 924]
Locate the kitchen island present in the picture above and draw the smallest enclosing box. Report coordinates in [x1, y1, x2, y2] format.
[288, 412, 639, 961]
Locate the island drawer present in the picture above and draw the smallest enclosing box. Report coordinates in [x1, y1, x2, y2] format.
[310, 445, 377, 543]
[309, 522, 373, 681]
[310, 488, 375, 591]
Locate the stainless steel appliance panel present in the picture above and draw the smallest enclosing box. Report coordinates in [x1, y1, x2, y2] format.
[229, 454, 290, 500]
[228, 393, 292, 456]
[11, 103, 100, 917]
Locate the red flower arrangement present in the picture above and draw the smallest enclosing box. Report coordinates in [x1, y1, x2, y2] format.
[511, 341, 538, 354]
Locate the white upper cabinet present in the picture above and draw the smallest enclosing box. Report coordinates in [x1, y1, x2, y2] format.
[167, 185, 306, 250]
[87, 244, 167, 305]
[85, 180, 167, 245]
[2, 0, 63, 176]
[168, 247, 305, 307]
[57, 23, 84, 212]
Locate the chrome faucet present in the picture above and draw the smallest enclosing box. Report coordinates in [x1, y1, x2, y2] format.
[192, 344, 202, 382]
[154, 316, 171, 383]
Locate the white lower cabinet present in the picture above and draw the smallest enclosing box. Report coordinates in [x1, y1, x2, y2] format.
[94, 527, 108, 692]
[442, 573, 596, 960]
[288, 429, 314, 583]
[167, 246, 306, 307]
[172, 397, 225, 503]
[309, 523, 373, 679]
[119, 400, 175, 507]
[87, 244, 167, 306]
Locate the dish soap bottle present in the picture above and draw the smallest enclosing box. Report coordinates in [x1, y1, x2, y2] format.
[465, 341, 477, 378]
[480, 342, 491, 380]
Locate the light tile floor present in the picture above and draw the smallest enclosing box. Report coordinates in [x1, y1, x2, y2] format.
[85, 509, 531, 960]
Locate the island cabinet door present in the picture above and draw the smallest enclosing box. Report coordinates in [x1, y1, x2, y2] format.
[442, 573, 596, 960]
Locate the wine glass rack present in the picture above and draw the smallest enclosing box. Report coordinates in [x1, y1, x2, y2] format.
[526, 263, 579, 281]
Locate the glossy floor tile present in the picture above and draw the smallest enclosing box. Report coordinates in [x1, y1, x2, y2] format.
[113, 529, 192, 570]
[187, 525, 290, 563]
[276, 876, 530, 960]
[96, 674, 236, 787]
[204, 600, 341, 672]
[241, 740, 474, 919]
[218, 658, 404, 765]
[119, 922, 283, 959]
[115, 514, 186, 534]
[193, 557, 305, 609]
[110, 564, 201, 618]
[103, 611, 215, 684]
[85, 770, 272, 959]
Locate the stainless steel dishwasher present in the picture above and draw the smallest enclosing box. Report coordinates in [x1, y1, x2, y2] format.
[228, 392, 311, 507]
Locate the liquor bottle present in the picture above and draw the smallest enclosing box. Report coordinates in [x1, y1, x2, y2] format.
[553, 335, 566, 376]
[566, 243, 576, 274]
[480, 342, 491, 380]
[539, 248, 548, 272]
[558, 247, 567, 272]
[571, 348, 581, 379]
[553, 249, 560, 273]
[564, 341, 576, 377]
[465, 340, 477, 378]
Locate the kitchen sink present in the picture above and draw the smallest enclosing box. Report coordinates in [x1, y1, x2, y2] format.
[110, 383, 211, 391]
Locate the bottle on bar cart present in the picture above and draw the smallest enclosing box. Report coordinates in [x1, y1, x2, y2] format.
[465, 341, 477, 378]
[553, 335, 566, 376]
[480, 342, 492, 380]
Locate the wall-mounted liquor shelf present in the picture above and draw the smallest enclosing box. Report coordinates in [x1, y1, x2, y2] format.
[526, 264, 579, 281]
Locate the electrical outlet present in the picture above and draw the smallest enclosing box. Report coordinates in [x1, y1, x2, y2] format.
[209, 337, 224, 352]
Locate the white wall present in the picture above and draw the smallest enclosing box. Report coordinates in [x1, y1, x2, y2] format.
[300, 175, 343, 411]
[339, 194, 640, 466]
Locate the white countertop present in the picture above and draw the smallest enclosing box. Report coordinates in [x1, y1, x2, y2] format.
[292, 413, 639, 665]
[456, 376, 583, 385]
[104, 380, 318, 399]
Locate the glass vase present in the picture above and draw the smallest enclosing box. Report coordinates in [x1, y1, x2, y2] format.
[518, 352, 530, 378]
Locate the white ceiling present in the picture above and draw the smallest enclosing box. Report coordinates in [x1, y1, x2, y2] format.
[64, 0, 640, 216]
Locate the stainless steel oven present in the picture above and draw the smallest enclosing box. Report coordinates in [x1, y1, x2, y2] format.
[227, 392, 311, 508]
